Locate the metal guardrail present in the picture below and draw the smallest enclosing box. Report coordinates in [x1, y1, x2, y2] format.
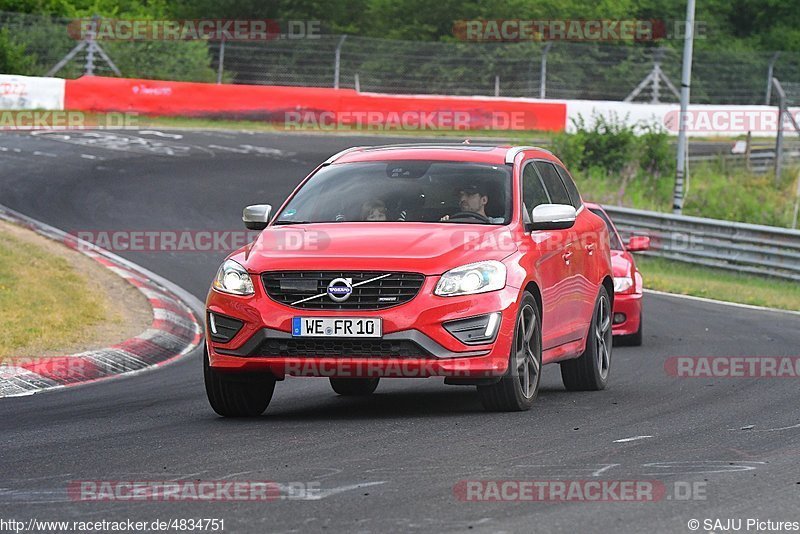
[688, 149, 800, 173]
[602, 205, 800, 282]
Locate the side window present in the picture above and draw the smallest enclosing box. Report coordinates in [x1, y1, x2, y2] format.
[534, 161, 572, 206]
[522, 163, 551, 222]
[555, 165, 583, 209]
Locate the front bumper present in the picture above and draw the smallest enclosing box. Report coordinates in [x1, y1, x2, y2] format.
[612, 292, 642, 337]
[206, 276, 521, 379]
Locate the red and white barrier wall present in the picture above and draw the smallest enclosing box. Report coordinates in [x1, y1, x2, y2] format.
[0, 74, 65, 110]
[2, 74, 798, 137]
[63, 76, 567, 131]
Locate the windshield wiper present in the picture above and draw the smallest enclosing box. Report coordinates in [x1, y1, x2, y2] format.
[273, 220, 315, 225]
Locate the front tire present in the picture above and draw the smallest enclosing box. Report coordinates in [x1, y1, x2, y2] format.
[330, 377, 379, 396]
[204, 348, 276, 417]
[561, 286, 612, 391]
[477, 292, 542, 412]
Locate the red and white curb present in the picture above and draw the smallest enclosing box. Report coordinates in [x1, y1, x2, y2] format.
[0, 204, 204, 398]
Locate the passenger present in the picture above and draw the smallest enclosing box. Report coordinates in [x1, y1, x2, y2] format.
[361, 199, 389, 221]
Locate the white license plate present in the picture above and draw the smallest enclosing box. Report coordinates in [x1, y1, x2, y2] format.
[292, 317, 382, 338]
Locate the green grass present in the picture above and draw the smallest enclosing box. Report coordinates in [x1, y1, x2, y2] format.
[573, 162, 800, 229]
[106, 113, 752, 143]
[0, 228, 109, 360]
[637, 256, 800, 311]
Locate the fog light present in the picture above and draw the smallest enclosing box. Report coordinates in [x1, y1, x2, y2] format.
[484, 312, 501, 338]
[613, 312, 626, 325]
[207, 311, 244, 343]
[443, 312, 502, 345]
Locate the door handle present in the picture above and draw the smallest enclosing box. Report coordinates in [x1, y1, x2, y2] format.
[562, 250, 573, 263]
[586, 243, 596, 256]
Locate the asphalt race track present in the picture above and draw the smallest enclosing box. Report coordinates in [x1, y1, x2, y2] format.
[1, 129, 799, 534]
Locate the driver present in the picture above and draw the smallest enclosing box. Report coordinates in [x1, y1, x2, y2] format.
[441, 183, 503, 223]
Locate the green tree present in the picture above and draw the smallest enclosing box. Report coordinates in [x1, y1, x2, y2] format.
[0, 28, 36, 74]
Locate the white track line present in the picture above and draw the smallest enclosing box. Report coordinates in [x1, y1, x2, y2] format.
[613, 435, 653, 443]
[644, 289, 800, 317]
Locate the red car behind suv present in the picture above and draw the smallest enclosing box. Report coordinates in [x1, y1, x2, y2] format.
[586, 203, 650, 346]
[205, 145, 614, 415]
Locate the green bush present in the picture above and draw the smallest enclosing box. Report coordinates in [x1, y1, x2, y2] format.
[637, 124, 673, 178]
[553, 114, 673, 177]
[551, 115, 797, 228]
[0, 28, 37, 74]
[104, 40, 217, 82]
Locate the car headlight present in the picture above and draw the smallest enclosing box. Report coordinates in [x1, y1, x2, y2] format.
[435, 260, 506, 297]
[613, 276, 633, 294]
[212, 259, 254, 295]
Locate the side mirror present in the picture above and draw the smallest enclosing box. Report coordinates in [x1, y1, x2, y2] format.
[242, 204, 272, 231]
[627, 235, 651, 252]
[530, 204, 577, 231]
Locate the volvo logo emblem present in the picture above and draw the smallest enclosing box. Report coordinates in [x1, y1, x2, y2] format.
[327, 277, 353, 302]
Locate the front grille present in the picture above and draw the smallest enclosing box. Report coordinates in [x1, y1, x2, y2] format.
[261, 271, 425, 310]
[250, 338, 432, 358]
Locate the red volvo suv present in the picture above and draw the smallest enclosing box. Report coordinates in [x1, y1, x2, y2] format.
[204, 144, 614, 415]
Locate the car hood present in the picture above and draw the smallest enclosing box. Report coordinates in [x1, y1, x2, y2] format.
[240, 222, 516, 275]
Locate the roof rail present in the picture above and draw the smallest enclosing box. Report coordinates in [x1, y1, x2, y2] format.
[504, 146, 553, 164]
[322, 146, 366, 165]
[325, 144, 553, 165]
[323, 143, 500, 164]
[360, 143, 493, 151]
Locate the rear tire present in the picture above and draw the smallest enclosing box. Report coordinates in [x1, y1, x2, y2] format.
[204, 348, 275, 417]
[561, 286, 612, 391]
[477, 292, 542, 412]
[330, 377, 380, 396]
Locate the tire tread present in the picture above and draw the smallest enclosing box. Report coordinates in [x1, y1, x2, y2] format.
[477, 292, 541, 412]
[204, 349, 275, 417]
[560, 287, 611, 391]
[329, 377, 379, 396]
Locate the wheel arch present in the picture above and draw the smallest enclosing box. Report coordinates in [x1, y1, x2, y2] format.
[601, 275, 614, 308]
[522, 280, 543, 317]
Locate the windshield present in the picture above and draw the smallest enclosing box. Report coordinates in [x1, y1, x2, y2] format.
[589, 208, 624, 250]
[274, 160, 513, 225]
